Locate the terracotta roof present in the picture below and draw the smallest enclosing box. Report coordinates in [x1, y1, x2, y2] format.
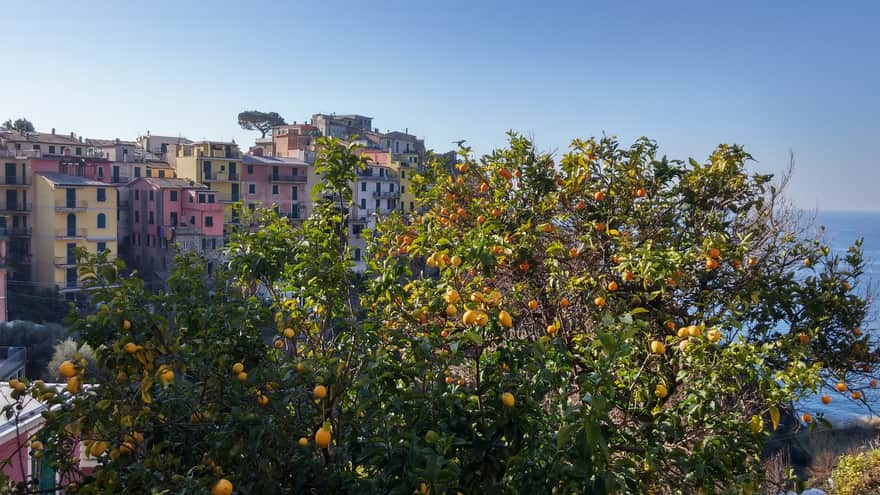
[37, 173, 112, 187]
[137, 177, 208, 189]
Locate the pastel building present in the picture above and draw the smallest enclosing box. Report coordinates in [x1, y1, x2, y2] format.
[0, 223, 7, 322]
[127, 178, 224, 287]
[173, 141, 242, 226]
[241, 154, 309, 221]
[1, 153, 31, 283]
[31, 174, 117, 292]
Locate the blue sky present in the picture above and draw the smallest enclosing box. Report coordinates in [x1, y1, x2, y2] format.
[1, 1, 878, 210]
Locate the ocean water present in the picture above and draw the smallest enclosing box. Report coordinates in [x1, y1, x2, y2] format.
[796, 210, 880, 422]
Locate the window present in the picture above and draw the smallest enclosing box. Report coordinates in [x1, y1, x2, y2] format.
[33, 145, 40, 151]
[134, 211, 140, 223]
[170, 190, 178, 201]
[158, 170, 165, 178]
[148, 211, 154, 224]
[97, 167, 104, 177]
[134, 167, 141, 177]
[401, 171, 405, 179]
[247, 165, 253, 174]
[198, 194, 205, 203]
[202, 238, 207, 250]
[353, 224, 363, 235]
[272, 184, 278, 195]
[75, 147, 82, 155]
[134, 190, 139, 200]
[410, 201, 414, 211]
[248, 203, 255, 210]
[97, 242, 106, 253]
[379, 168, 385, 178]
[376, 182, 381, 193]
[97, 188, 106, 202]
[248, 184, 256, 194]
[149, 190, 154, 201]
[354, 248, 361, 261]
[189, 194, 194, 203]
[401, 185, 405, 194]
[390, 183, 394, 192]
[375, 199, 380, 210]
[360, 198, 366, 209]
[205, 216, 213, 227]
[97, 213, 106, 228]
[291, 187, 298, 200]
[190, 216, 195, 225]
[211, 239, 217, 249]
[49, 145, 56, 154]
[208, 195, 215, 203]
[361, 182, 366, 192]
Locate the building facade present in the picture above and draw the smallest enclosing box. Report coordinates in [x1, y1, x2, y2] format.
[241, 154, 309, 222]
[31, 173, 117, 292]
[173, 141, 242, 227]
[127, 178, 224, 287]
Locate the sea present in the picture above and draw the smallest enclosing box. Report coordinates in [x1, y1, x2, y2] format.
[796, 210, 880, 423]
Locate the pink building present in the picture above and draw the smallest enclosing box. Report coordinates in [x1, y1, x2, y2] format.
[127, 178, 224, 287]
[0, 227, 6, 322]
[241, 154, 309, 221]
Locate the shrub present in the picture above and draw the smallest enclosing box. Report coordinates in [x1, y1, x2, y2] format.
[1, 135, 875, 494]
[830, 449, 880, 495]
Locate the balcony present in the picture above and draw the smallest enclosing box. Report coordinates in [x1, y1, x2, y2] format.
[111, 176, 131, 184]
[197, 150, 240, 159]
[0, 202, 30, 213]
[269, 174, 307, 183]
[55, 200, 88, 211]
[0, 149, 41, 159]
[203, 172, 240, 182]
[5, 227, 31, 237]
[1, 176, 29, 186]
[373, 191, 400, 199]
[56, 228, 88, 239]
[54, 256, 77, 267]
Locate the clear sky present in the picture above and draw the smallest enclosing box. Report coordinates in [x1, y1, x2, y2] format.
[1, 1, 877, 210]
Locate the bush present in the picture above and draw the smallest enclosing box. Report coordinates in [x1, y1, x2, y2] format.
[830, 449, 880, 495]
[0, 321, 67, 378]
[7, 286, 69, 323]
[2, 135, 875, 494]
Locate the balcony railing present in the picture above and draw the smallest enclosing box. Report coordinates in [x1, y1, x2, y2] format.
[269, 174, 307, 183]
[54, 256, 77, 266]
[372, 191, 400, 199]
[0, 202, 30, 212]
[203, 172, 240, 181]
[56, 228, 88, 238]
[197, 150, 240, 159]
[1, 176, 29, 185]
[5, 227, 31, 236]
[111, 176, 131, 184]
[55, 200, 88, 211]
[0, 149, 41, 158]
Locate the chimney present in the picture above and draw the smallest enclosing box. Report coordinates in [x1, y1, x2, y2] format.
[70, 132, 75, 139]
[115, 138, 120, 145]
[51, 128, 55, 135]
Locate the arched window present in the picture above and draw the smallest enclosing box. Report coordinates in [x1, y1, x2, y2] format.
[97, 213, 106, 229]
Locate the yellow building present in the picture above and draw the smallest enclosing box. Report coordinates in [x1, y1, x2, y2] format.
[391, 151, 420, 214]
[32, 173, 117, 292]
[173, 141, 241, 225]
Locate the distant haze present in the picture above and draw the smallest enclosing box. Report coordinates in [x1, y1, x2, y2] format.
[1, 1, 877, 210]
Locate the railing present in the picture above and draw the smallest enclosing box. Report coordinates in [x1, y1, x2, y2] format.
[5, 227, 31, 236]
[228, 172, 240, 181]
[269, 174, 307, 183]
[0, 149, 41, 158]
[197, 150, 240, 159]
[56, 228, 88, 238]
[373, 191, 400, 199]
[54, 256, 77, 266]
[111, 176, 131, 184]
[1, 176, 29, 185]
[203, 172, 239, 181]
[55, 200, 88, 211]
[0, 202, 30, 212]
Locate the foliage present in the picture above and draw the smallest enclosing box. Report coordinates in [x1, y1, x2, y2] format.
[2, 135, 875, 494]
[237, 110, 286, 138]
[829, 448, 880, 495]
[0, 321, 66, 378]
[7, 285, 69, 323]
[46, 339, 97, 381]
[1, 117, 35, 133]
